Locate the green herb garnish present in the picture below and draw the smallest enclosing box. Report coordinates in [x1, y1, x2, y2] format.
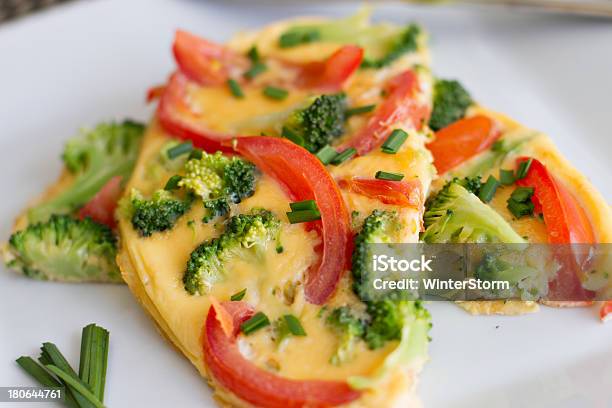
[478, 175, 500, 203]
[286, 209, 321, 224]
[315, 145, 338, 165]
[289, 200, 318, 211]
[167, 141, 193, 159]
[241, 312, 270, 335]
[345, 104, 376, 117]
[263, 86, 289, 100]
[164, 175, 183, 191]
[282, 315, 306, 336]
[375, 171, 404, 181]
[381, 129, 408, 154]
[227, 79, 244, 98]
[330, 147, 357, 165]
[231, 288, 247, 301]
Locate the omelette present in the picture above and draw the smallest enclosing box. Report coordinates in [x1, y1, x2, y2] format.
[423, 101, 612, 315]
[117, 10, 436, 408]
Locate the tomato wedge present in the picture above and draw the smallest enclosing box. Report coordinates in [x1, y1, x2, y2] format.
[601, 301, 612, 322]
[157, 72, 234, 153]
[203, 301, 361, 407]
[427, 115, 500, 175]
[146, 85, 165, 103]
[339, 177, 423, 208]
[516, 157, 596, 301]
[231, 137, 351, 305]
[173, 30, 249, 86]
[342, 70, 429, 155]
[294, 45, 363, 92]
[77, 176, 123, 229]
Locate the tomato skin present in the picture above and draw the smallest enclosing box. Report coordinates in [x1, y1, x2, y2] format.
[342, 70, 429, 156]
[78, 176, 123, 229]
[173, 30, 249, 86]
[601, 301, 612, 322]
[515, 157, 596, 301]
[231, 137, 351, 305]
[146, 85, 165, 103]
[339, 177, 423, 208]
[203, 301, 361, 408]
[295, 45, 363, 92]
[427, 115, 500, 175]
[157, 72, 234, 153]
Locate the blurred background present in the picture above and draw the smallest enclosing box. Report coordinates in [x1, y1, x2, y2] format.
[2, 0, 612, 23]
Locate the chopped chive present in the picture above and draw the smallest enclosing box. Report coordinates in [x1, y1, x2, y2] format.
[263, 86, 289, 100]
[227, 79, 244, 98]
[286, 209, 321, 224]
[276, 245, 284, 254]
[283, 315, 306, 336]
[507, 199, 534, 218]
[499, 169, 515, 185]
[330, 147, 357, 165]
[478, 175, 500, 202]
[244, 61, 267, 80]
[515, 158, 533, 180]
[375, 171, 404, 181]
[381, 129, 408, 154]
[240, 311, 270, 335]
[167, 141, 193, 159]
[510, 186, 534, 202]
[231, 288, 247, 301]
[188, 149, 203, 160]
[315, 145, 338, 165]
[345, 104, 376, 118]
[16, 356, 62, 387]
[45, 365, 104, 408]
[289, 199, 317, 211]
[279, 29, 320, 48]
[247, 46, 260, 62]
[79, 324, 109, 402]
[164, 175, 183, 191]
[507, 186, 535, 218]
[282, 126, 304, 146]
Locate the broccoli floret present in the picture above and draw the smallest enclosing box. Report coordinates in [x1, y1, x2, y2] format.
[352, 210, 402, 300]
[360, 25, 420, 69]
[429, 80, 472, 131]
[326, 307, 365, 365]
[457, 176, 482, 196]
[347, 210, 431, 351]
[279, 8, 421, 69]
[282, 94, 347, 153]
[178, 152, 256, 220]
[183, 209, 280, 295]
[422, 180, 524, 243]
[4, 215, 120, 282]
[364, 300, 429, 350]
[29, 121, 144, 223]
[130, 190, 191, 237]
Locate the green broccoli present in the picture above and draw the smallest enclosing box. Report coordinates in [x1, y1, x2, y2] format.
[428, 79, 472, 131]
[183, 209, 280, 295]
[364, 299, 428, 350]
[5, 215, 120, 282]
[422, 179, 525, 243]
[351, 210, 402, 300]
[326, 307, 366, 365]
[130, 190, 192, 237]
[282, 94, 347, 153]
[278, 8, 421, 69]
[360, 25, 420, 69]
[178, 152, 256, 220]
[28, 121, 145, 223]
[348, 210, 431, 351]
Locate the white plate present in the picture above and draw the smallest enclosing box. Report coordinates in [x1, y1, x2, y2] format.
[0, 1, 610, 407]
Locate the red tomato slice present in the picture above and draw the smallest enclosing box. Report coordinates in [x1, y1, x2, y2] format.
[173, 30, 249, 86]
[78, 176, 123, 229]
[515, 157, 596, 301]
[231, 137, 351, 305]
[146, 85, 165, 103]
[339, 177, 423, 208]
[294, 45, 363, 92]
[203, 301, 361, 408]
[427, 115, 500, 175]
[601, 301, 612, 322]
[342, 70, 429, 155]
[157, 72, 234, 153]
